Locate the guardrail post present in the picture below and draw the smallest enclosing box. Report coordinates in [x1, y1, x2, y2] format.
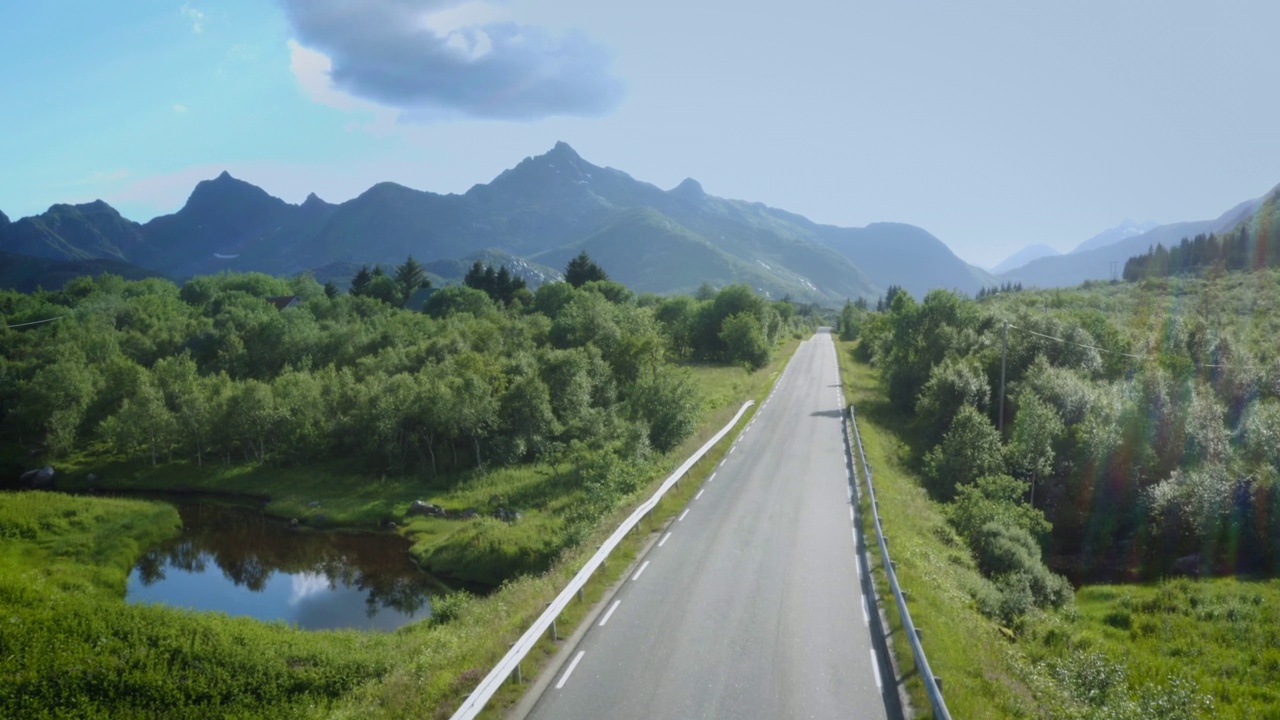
[577, 587, 585, 603]
[509, 643, 522, 684]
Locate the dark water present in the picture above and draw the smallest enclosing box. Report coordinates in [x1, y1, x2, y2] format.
[126, 500, 445, 631]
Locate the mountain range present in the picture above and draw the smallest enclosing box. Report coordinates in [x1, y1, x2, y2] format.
[2, 143, 1275, 301]
[0, 143, 994, 303]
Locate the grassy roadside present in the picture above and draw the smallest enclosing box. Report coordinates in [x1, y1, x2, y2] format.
[837, 339, 1040, 719]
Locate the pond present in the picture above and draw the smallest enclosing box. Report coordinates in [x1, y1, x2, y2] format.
[126, 499, 447, 631]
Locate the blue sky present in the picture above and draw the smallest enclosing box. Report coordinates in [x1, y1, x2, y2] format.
[2, 1, 1278, 267]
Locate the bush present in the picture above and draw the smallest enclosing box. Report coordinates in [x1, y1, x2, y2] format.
[972, 520, 1072, 614]
[430, 590, 473, 625]
[949, 474, 1051, 547]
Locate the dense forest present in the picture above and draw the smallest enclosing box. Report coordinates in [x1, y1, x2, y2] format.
[840, 270, 1280, 626]
[1, 254, 808, 487]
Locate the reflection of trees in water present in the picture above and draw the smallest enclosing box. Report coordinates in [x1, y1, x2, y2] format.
[133, 502, 440, 616]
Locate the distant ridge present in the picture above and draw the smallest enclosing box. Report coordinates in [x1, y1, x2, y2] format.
[0, 143, 993, 301]
[1000, 196, 1270, 287]
[991, 243, 1060, 275]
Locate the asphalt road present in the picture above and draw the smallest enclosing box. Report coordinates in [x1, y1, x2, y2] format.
[526, 330, 900, 720]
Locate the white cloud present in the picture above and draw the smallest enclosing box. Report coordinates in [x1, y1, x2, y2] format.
[289, 573, 331, 606]
[173, 104, 189, 113]
[180, 3, 206, 34]
[280, 0, 622, 121]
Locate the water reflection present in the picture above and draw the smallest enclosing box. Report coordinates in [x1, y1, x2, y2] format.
[127, 500, 445, 631]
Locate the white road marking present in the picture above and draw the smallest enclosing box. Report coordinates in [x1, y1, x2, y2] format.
[719, 459, 727, 468]
[632, 561, 651, 581]
[695, 489, 705, 500]
[856, 552, 863, 578]
[598, 600, 621, 627]
[556, 651, 586, 689]
[659, 532, 672, 547]
[847, 486, 852, 500]
[678, 509, 690, 522]
[709, 473, 717, 482]
[730, 446, 736, 455]
[870, 649, 883, 690]
[849, 506, 855, 520]
[861, 595, 870, 627]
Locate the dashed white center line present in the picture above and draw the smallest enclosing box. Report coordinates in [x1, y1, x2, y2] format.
[632, 561, 651, 581]
[709, 472, 717, 482]
[678, 509, 690, 522]
[730, 445, 737, 455]
[556, 650, 586, 689]
[658, 532, 672, 547]
[861, 595, 870, 627]
[598, 600, 621, 627]
[695, 489, 705, 500]
[719, 459, 727, 469]
[870, 649, 883, 690]
[855, 553, 862, 578]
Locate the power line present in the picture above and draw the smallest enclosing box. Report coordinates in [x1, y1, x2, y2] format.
[4, 315, 65, 329]
[1007, 322, 1260, 371]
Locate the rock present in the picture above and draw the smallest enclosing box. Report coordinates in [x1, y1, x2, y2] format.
[19, 466, 55, 490]
[407, 500, 445, 517]
[289, 518, 299, 527]
[306, 500, 322, 509]
[461, 508, 478, 519]
[494, 507, 520, 523]
[385, 521, 397, 530]
[1173, 553, 1202, 577]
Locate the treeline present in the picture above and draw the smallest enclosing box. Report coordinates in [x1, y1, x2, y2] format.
[0, 259, 813, 482]
[848, 281, 1280, 625]
[1123, 195, 1279, 279]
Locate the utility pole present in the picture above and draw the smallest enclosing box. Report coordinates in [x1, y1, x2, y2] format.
[998, 320, 1008, 433]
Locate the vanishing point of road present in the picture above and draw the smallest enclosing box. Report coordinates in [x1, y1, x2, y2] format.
[525, 330, 901, 720]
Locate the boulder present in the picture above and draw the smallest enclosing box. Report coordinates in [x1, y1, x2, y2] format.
[407, 500, 445, 517]
[306, 500, 322, 509]
[19, 466, 55, 490]
[1173, 553, 1202, 577]
[289, 518, 300, 528]
[461, 508, 478, 519]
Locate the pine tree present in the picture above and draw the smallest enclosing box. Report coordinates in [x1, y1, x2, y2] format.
[394, 255, 429, 307]
[350, 265, 372, 296]
[565, 251, 608, 287]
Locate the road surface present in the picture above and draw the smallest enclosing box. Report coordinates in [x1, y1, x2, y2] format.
[526, 330, 900, 720]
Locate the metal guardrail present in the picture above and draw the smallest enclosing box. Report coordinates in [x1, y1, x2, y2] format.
[449, 400, 756, 720]
[844, 400, 953, 720]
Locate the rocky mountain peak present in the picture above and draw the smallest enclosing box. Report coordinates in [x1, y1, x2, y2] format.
[671, 177, 706, 200]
